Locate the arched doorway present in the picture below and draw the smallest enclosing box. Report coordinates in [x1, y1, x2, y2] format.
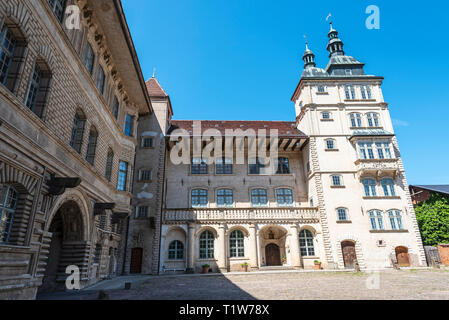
[259, 226, 287, 267]
[265, 244, 281, 266]
[341, 241, 357, 269]
[395, 246, 410, 267]
[38, 201, 85, 295]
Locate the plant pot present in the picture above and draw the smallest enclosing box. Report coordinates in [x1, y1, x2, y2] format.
[202, 266, 210, 274]
[314, 263, 322, 270]
[241, 265, 248, 272]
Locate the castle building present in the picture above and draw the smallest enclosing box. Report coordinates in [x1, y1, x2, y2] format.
[125, 23, 427, 275]
[0, 0, 152, 299]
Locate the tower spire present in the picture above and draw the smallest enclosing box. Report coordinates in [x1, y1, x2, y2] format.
[302, 35, 316, 69]
[326, 21, 345, 57]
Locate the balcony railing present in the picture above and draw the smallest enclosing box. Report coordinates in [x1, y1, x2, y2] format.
[164, 207, 319, 223]
[355, 158, 399, 178]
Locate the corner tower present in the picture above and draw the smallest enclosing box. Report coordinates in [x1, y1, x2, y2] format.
[291, 23, 426, 270]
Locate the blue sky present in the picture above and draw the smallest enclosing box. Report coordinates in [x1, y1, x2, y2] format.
[122, 0, 448, 185]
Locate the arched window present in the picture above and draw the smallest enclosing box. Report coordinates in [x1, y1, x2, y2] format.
[349, 113, 362, 127]
[217, 189, 233, 207]
[70, 109, 86, 153]
[191, 189, 208, 207]
[105, 148, 114, 182]
[229, 230, 245, 258]
[299, 230, 315, 256]
[199, 230, 214, 259]
[168, 240, 184, 260]
[25, 60, 52, 119]
[276, 157, 290, 174]
[366, 112, 379, 127]
[369, 210, 384, 230]
[362, 179, 377, 197]
[337, 208, 348, 221]
[276, 188, 293, 206]
[381, 178, 396, 197]
[0, 184, 18, 244]
[0, 23, 26, 93]
[85, 127, 98, 165]
[388, 210, 404, 230]
[251, 189, 268, 207]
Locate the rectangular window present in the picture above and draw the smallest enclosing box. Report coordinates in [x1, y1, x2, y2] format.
[25, 64, 41, 112]
[249, 158, 269, 175]
[317, 85, 325, 93]
[337, 208, 348, 221]
[191, 158, 208, 175]
[96, 66, 105, 94]
[136, 206, 149, 219]
[376, 142, 392, 159]
[358, 142, 375, 159]
[94, 244, 102, 264]
[326, 140, 335, 150]
[117, 161, 128, 191]
[83, 43, 95, 75]
[361, 85, 372, 99]
[276, 189, 293, 206]
[139, 169, 152, 181]
[276, 158, 290, 174]
[48, 0, 67, 22]
[345, 85, 356, 100]
[191, 189, 208, 207]
[251, 189, 268, 207]
[0, 25, 16, 86]
[321, 112, 331, 119]
[141, 137, 154, 148]
[124, 114, 134, 137]
[112, 96, 120, 119]
[216, 158, 233, 175]
[217, 189, 233, 207]
[331, 175, 342, 186]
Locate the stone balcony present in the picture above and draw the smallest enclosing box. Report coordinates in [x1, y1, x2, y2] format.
[164, 207, 320, 224]
[355, 158, 400, 178]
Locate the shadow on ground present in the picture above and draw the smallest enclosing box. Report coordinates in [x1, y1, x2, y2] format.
[37, 273, 256, 300]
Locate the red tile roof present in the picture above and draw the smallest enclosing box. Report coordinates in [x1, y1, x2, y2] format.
[169, 120, 307, 138]
[146, 77, 168, 97]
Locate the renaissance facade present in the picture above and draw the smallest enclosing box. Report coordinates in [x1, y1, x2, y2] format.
[124, 23, 427, 275]
[0, 0, 152, 299]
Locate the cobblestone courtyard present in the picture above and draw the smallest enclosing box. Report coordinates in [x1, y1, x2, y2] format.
[38, 269, 449, 300]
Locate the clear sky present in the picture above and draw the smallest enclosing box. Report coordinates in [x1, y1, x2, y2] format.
[122, 0, 448, 185]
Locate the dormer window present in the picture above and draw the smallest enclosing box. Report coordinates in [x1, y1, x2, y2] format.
[345, 69, 352, 75]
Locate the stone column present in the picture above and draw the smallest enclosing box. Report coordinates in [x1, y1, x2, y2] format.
[249, 224, 259, 270]
[217, 224, 227, 273]
[290, 225, 302, 269]
[186, 223, 196, 273]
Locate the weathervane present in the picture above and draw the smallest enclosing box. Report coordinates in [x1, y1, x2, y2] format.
[153, 67, 156, 78]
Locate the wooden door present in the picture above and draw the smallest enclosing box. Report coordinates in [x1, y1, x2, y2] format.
[265, 244, 281, 266]
[341, 241, 357, 269]
[130, 248, 143, 274]
[395, 246, 410, 267]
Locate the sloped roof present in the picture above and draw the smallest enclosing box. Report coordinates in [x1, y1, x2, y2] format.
[411, 185, 449, 195]
[146, 77, 168, 97]
[168, 120, 308, 138]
